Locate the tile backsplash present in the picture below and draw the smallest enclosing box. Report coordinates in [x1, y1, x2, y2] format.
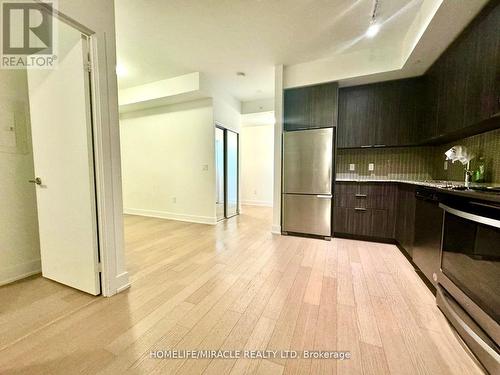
[336, 128, 500, 183]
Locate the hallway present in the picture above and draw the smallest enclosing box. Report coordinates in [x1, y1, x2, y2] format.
[0, 206, 482, 374]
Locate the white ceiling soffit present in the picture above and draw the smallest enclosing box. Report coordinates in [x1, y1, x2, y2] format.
[284, 0, 489, 88]
[241, 111, 275, 127]
[118, 72, 211, 113]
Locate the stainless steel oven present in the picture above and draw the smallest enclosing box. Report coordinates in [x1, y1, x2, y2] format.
[437, 198, 500, 374]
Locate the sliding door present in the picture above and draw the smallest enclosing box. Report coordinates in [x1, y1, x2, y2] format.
[215, 127, 225, 221]
[225, 130, 239, 218]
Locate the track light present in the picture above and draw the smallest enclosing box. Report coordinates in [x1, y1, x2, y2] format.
[366, 0, 380, 38]
[366, 23, 380, 37]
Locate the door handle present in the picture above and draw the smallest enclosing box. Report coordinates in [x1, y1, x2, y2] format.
[29, 177, 42, 185]
[316, 195, 332, 199]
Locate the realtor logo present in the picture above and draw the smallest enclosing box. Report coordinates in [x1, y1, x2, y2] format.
[1, 0, 58, 69]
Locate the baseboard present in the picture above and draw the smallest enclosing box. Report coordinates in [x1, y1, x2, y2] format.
[102, 270, 130, 297]
[124, 208, 217, 225]
[271, 224, 281, 235]
[114, 271, 131, 293]
[241, 200, 273, 207]
[0, 259, 41, 286]
[333, 232, 395, 244]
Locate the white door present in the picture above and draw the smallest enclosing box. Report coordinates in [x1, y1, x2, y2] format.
[27, 20, 100, 295]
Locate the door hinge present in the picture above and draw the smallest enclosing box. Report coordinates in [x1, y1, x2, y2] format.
[85, 61, 92, 72]
[97, 262, 102, 272]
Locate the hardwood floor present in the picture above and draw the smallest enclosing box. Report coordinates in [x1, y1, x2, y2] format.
[0, 206, 484, 374]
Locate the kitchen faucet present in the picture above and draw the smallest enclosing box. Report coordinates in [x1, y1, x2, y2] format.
[444, 145, 475, 188]
[464, 161, 472, 188]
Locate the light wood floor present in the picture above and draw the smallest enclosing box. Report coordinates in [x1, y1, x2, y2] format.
[0, 206, 484, 374]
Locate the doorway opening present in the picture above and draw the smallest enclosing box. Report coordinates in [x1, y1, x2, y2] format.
[0, 9, 103, 350]
[1, 13, 101, 292]
[215, 125, 239, 221]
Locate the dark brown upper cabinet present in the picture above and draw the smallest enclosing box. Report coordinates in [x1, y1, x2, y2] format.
[337, 77, 425, 148]
[283, 82, 338, 131]
[425, 1, 499, 141]
[338, 1, 499, 147]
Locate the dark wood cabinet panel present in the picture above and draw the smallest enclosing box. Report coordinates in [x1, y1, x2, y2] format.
[337, 78, 425, 148]
[425, 1, 500, 141]
[361, 183, 398, 211]
[284, 82, 338, 131]
[310, 83, 338, 128]
[463, 3, 500, 126]
[370, 209, 392, 238]
[283, 86, 310, 131]
[334, 182, 397, 239]
[395, 184, 416, 256]
[337, 86, 373, 147]
[334, 207, 371, 237]
[334, 182, 359, 208]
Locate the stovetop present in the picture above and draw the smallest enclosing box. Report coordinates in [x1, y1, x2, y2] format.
[445, 186, 500, 194]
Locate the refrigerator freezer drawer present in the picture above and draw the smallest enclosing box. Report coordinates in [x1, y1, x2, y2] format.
[283, 194, 331, 236]
[283, 128, 333, 194]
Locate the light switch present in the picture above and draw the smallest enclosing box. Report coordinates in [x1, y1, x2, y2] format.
[349, 163, 355, 171]
[368, 163, 374, 171]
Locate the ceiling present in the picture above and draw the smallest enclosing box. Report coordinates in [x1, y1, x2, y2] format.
[114, 0, 484, 103]
[241, 111, 275, 127]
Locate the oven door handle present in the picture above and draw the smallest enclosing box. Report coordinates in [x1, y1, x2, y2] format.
[439, 203, 500, 229]
[436, 286, 500, 373]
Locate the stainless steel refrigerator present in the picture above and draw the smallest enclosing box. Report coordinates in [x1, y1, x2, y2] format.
[282, 128, 334, 238]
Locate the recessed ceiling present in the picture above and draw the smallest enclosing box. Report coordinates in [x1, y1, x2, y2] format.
[113, 0, 475, 102]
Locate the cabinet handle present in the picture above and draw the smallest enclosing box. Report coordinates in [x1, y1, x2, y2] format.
[355, 194, 367, 198]
[373, 144, 386, 148]
[354, 207, 367, 211]
[361, 145, 372, 148]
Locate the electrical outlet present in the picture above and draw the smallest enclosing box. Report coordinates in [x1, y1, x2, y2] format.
[349, 163, 355, 171]
[368, 163, 374, 171]
[202, 164, 209, 171]
[172, 197, 176, 203]
[254, 189, 257, 195]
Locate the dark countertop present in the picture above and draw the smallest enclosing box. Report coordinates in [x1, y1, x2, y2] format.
[336, 179, 500, 204]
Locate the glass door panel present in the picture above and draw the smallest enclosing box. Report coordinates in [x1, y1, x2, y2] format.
[226, 130, 238, 218]
[215, 127, 225, 221]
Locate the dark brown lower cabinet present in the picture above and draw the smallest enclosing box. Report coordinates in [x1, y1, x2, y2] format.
[334, 208, 371, 237]
[395, 184, 416, 256]
[334, 182, 397, 239]
[334, 182, 417, 251]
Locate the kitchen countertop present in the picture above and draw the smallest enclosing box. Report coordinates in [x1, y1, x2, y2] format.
[336, 179, 500, 204]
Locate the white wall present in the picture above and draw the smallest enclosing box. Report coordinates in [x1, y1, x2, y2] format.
[240, 125, 274, 207]
[0, 70, 41, 285]
[120, 99, 217, 224]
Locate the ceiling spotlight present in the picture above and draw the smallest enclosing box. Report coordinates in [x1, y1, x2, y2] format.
[116, 63, 128, 77]
[366, 23, 380, 38]
[236, 71, 246, 77]
[366, 0, 380, 38]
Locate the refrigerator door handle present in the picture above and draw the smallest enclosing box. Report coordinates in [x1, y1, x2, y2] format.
[316, 195, 332, 199]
